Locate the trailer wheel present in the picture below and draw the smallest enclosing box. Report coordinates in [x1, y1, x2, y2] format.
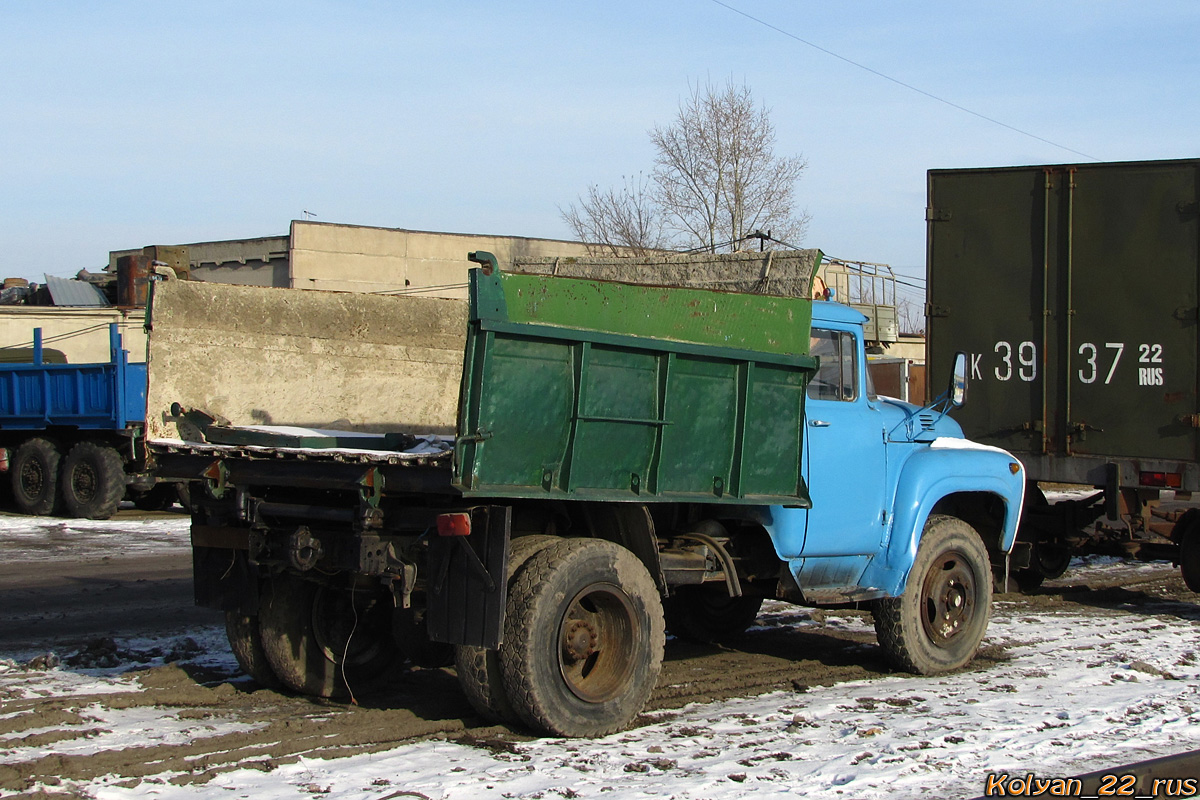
[499, 538, 665, 737]
[133, 483, 177, 511]
[1179, 520, 1200, 593]
[224, 612, 282, 689]
[11, 438, 62, 516]
[454, 534, 559, 723]
[61, 442, 126, 520]
[1013, 539, 1071, 591]
[663, 586, 763, 644]
[259, 574, 399, 699]
[873, 515, 992, 675]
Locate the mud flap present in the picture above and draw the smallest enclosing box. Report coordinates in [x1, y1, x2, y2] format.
[193, 546, 259, 614]
[426, 505, 510, 649]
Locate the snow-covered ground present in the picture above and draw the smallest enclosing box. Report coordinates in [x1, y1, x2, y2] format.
[2, 511, 1199, 799]
[0, 507, 190, 562]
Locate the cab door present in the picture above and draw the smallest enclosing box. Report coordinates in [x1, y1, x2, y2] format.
[798, 327, 889, 556]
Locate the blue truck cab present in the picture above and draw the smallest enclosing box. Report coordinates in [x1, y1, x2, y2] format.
[763, 300, 1026, 674]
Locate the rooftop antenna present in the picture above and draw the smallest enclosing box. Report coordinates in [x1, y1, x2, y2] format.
[301, 209, 318, 220]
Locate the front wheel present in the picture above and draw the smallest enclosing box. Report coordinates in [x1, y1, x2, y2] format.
[499, 538, 665, 737]
[873, 515, 992, 675]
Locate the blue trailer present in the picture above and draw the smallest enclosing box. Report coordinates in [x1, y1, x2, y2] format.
[0, 323, 165, 519]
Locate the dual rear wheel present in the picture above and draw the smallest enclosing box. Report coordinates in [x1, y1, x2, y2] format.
[455, 536, 665, 737]
[11, 438, 126, 519]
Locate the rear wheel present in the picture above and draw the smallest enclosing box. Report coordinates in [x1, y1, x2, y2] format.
[873, 515, 992, 675]
[454, 534, 559, 723]
[259, 574, 399, 699]
[664, 585, 763, 644]
[224, 612, 282, 689]
[11, 438, 61, 516]
[499, 538, 665, 737]
[61, 442, 125, 519]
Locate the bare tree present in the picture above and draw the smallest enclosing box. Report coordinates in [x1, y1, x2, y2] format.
[560, 80, 809, 254]
[651, 80, 809, 252]
[560, 174, 668, 256]
[896, 297, 927, 336]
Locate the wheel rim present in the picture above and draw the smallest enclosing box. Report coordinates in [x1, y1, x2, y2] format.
[557, 582, 638, 704]
[20, 458, 45, 498]
[920, 550, 977, 646]
[71, 463, 98, 502]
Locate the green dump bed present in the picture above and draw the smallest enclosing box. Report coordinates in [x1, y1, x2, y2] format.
[145, 262, 818, 507]
[454, 265, 818, 506]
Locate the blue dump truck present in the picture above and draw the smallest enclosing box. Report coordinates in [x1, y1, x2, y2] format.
[139, 253, 1025, 737]
[0, 323, 176, 519]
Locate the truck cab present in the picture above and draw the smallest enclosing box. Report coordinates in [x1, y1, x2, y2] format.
[762, 300, 1026, 661]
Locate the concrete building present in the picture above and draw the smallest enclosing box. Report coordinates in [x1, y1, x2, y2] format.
[110, 221, 600, 299]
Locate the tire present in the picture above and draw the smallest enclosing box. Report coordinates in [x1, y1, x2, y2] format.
[499, 538, 665, 737]
[1012, 538, 1071, 591]
[224, 612, 282, 689]
[664, 585, 763, 644]
[175, 482, 194, 514]
[258, 574, 399, 700]
[1180, 522, 1200, 593]
[454, 534, 560, 723]
[61, 442, 126, 520]
[133, 483, 177, 511]
[10, 438, 61, 516]
[873, 515, 992, 675]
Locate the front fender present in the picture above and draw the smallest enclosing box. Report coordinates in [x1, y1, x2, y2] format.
[861, 439, 1026, 597]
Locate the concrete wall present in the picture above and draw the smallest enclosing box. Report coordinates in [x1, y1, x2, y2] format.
[0, 308, 148, 364]
[110, 236, 290, 288]
[144, 280, 467, 441]
[288, 221, 598, 298]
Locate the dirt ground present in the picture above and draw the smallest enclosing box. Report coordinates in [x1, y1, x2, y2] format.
[1, 538, 1195, 795]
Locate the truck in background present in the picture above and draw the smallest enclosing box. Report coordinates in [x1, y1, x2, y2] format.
[0, 323, 184, 518]
[0, 251, 187, 519]
[145, 251, 1025, 736]
[926, 158, 1200, 590]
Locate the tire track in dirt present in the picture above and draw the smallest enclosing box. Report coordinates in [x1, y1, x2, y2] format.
[1, 563, 1194, 793]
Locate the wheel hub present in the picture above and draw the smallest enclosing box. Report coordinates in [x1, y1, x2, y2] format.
[921, 551, 976, 645]
[557, 582, 637, 704]
[562, 618, 598, 663]
[72, 465, 98, 502]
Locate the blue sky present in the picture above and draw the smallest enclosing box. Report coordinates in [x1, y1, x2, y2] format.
[2, 1, 1197, 308]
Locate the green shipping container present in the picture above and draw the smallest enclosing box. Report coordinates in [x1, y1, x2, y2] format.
[454, 265, 819, 505]
[927, 159, 1200, 489]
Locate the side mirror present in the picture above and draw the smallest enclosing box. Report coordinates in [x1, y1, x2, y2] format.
[949, 352, 968, 407]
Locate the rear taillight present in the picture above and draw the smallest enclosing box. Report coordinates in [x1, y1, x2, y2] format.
[1139, 471, 1182, 488]
[437, 512, 472, 537]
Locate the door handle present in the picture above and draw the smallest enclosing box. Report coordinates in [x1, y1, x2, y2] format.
[809, 420, 831, 428]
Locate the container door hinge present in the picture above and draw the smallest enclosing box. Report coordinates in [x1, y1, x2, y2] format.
[926, 302, 950, 318]
[1174, 307, 1198, 321]
[1178, 414, 1200, 429]
[1177, 200, 1199, 217]
[926, 207, 952, 222]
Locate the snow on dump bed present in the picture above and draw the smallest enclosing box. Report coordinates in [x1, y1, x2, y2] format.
[149, 426, 454, 463]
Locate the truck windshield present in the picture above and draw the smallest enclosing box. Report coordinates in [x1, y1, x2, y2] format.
[807, 329, 857, 402]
